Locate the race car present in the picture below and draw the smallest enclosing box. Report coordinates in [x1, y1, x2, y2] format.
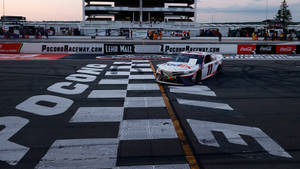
[156, 52, 223, 85]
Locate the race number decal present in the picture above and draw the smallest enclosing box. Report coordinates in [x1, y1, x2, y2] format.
[0, 117, 30, 165]
[207, 64, 213, 76]
[188, 119, 292, 158]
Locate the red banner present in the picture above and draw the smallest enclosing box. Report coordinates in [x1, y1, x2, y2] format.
[0, 43, 23, 54]
[276, 45, 297, 54]
[0, 54, 68, 60]
[237, 44, 256, 54]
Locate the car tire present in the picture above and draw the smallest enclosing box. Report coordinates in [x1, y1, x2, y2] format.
[217, 65, 223, 74]
[196, 70, 202, 82]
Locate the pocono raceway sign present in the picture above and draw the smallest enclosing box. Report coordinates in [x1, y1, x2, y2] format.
[163, 44, 237, 54]
[20, 43, 104, 54]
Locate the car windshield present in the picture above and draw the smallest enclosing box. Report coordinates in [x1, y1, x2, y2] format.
[174, 54, 204, 64]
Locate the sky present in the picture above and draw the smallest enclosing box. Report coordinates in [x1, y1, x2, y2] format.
[1, 0, 300, 22]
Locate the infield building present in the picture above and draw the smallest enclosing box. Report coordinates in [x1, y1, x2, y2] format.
[83, 0, 196, 22]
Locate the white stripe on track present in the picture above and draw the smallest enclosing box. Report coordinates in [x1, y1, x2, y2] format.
[127, 84, 159, 90]
[129, 75, 155, 79]
[35, 139, 119, 169]
[130, 68, 153, 73]
[124, 97, 166, 108]
[110, 66, 132, 70]
[70, 107, 124, 122]
[105, 71, 130, 76]
[119, 119, 177, 140]
[169, 85, 217, 97]
[88, 90, 127, 98]
[113, 62, 132, 65]
[99, 79, 129, 85]
[131, 63, 151, 67]
[131, 60, 150, 63]
[177, 98, 233, 111]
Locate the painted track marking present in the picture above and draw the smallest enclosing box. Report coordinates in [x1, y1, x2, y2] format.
[177, 98, 234, 111]
[150, 61, 201, 169]
[169, 86, 217, 97]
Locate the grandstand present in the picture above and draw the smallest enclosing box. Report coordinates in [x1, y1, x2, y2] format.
[83, 0, 196, 22]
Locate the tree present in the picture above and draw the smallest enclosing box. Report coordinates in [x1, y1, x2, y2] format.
[275, 0, 292, 30]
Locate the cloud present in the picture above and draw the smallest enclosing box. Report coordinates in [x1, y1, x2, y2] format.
[196, 0, 300, 22]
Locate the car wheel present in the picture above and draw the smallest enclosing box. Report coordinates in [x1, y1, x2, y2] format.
[217, 65, 223, 74]
[196, 70, 202, 82]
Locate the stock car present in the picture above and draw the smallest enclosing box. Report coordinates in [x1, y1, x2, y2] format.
[156, 52, 223, 85]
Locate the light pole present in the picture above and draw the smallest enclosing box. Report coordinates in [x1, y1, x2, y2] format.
[2, 0, 5, 16]
[265, 0, 269, 31]
[266, 0, 269, 20]
[139, 0, 143, 22]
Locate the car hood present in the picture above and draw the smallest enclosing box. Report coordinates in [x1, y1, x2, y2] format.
[158, 62, 199, 73]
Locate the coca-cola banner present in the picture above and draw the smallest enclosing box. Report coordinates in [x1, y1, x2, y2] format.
[256, 45, 276, 54]
[237, 44, 256, 54]
[297, 45, 300, 54]
[276, 45, 297, 54]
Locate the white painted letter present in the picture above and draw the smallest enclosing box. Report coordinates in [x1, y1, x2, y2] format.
[65, 74, 96, 83]
[86, 64, 107, 69]
[187, 119, 292, 158]
[0, 117, 30, 165]
[47, 82, 88, 95]
[77, 67, 103, 75]
[16, 95, 73, 116]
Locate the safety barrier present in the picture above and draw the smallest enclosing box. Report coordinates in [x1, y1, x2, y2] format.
[1, 42, 299, 55]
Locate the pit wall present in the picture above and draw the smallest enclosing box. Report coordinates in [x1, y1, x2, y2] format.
[0, 43, 299, 55]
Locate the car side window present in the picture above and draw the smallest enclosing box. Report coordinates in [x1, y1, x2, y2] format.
[204, 55, 212, 64]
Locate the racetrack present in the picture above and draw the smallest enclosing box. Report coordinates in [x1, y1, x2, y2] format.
[0, 56, 300, 169]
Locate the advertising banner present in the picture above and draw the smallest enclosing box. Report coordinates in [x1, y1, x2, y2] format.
[135, 45, 162, 54]
[163, 44, 237, 54]
[237, 44, 256, 54]
[276, 45, 297, 54]
[256, 45, 276, 54]
[104, 44, 135, 54]
[21, 43, 104, 54]
[0, 43, 23, 54]
[0, 54, 68, 60]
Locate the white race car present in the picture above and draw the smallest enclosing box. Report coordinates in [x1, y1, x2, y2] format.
[156, 52, 223, 85]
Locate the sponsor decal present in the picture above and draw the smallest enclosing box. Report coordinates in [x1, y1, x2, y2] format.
[256, 45, 276, 54]
[0, 43, 23, 54]
[104, 44, 135, 54]
[276, 45, 296, 54]
[0, 54, 68, 60]
[296, 45, 300, 54]
[178, 64, 191, 69]
[237, 44, 256, 54]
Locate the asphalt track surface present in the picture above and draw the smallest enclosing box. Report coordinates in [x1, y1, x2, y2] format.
[0, 56, 300, 169]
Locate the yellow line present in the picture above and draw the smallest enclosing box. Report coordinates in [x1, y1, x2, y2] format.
[150, 61, 201, 169]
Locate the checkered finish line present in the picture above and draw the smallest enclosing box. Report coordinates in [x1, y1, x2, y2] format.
[35, 60, 189, 169]
[224, 54, 300, 60]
